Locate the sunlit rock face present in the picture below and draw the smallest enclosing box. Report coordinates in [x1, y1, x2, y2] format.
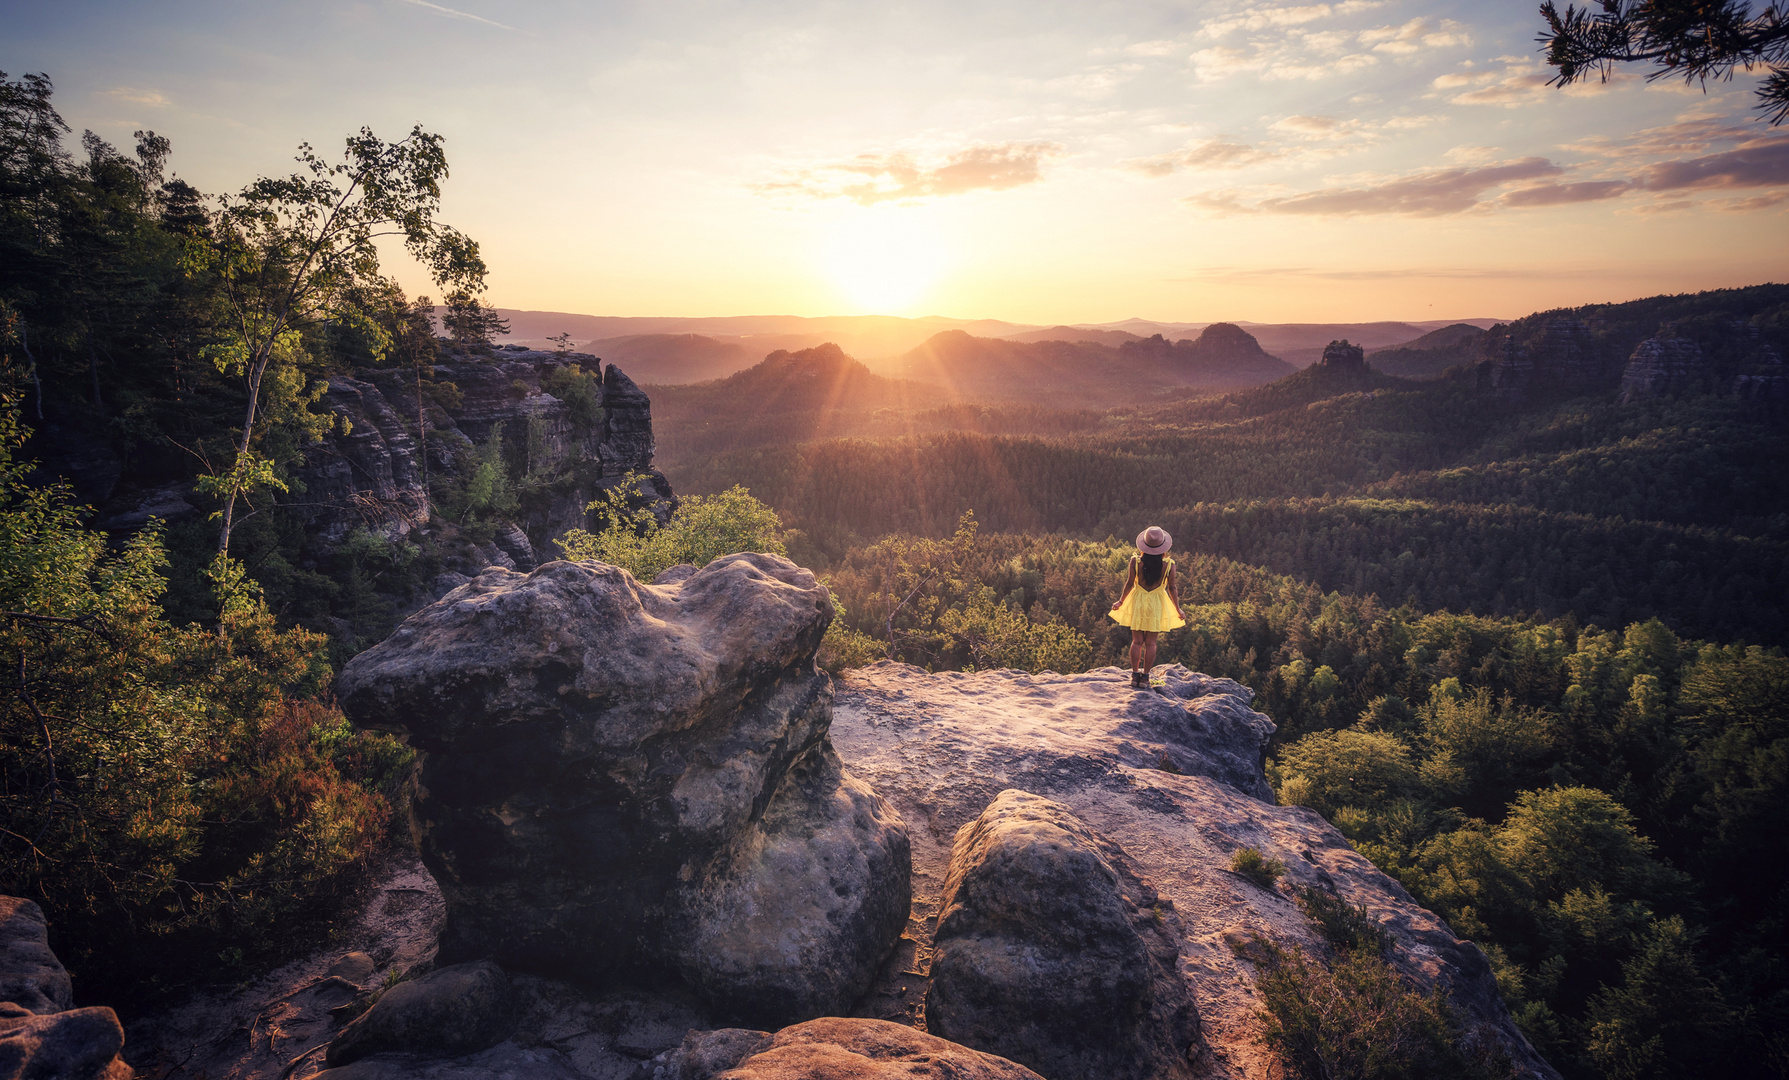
[830, 664, 1560, 1080]
[336, 553, 911, 1028]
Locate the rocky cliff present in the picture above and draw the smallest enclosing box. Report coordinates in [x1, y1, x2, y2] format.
[292, 349, 674, 562]
[116, 571, 1559, 1080]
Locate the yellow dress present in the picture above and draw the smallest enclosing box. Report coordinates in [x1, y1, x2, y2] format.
[1109, 556, 1186, 632]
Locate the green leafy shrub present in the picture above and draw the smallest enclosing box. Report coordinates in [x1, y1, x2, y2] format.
[1232, 846, 1286, 889]
[557, 477, 783, 582]
[0, 380, 407, 1004]
[543, 362, 603, 427]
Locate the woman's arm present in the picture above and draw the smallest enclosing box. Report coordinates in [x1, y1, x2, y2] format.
[1110, 559, 1137, 610]
[1167, 564, 1182, 611]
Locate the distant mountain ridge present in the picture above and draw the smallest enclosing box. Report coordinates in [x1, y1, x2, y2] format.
[491, 309, 1504, 381]
[1368, 323, 1491, 380]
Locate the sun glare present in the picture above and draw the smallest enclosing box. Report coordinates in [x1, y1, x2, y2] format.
[822, 211, 945, 314]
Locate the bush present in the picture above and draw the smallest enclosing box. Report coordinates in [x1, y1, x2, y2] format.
[1250, 938, 1507, 1080]
[542, 363, 603, 427]
[1232, 846, 1286, 889]
[557, 477, 783, 582]
[1296, 887, 1392, 956]
[0, 382, 407, 1004]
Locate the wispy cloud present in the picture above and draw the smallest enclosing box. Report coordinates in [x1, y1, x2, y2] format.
[1637, 134, 1789, 191]
[1127, 112, 1410, 176]
[1185, 157, 1566, 216]
[1124, 139, 1282, 176]
[1358, 17, 1471, 55]
[1565, 117, 1767, 160]
[1198, 2, 1386, 38]
[397, 0, 521, 32]
[102, 87, 168, 106]
[1498, 181, 1631, 207]
[755, 142, 1065, 204]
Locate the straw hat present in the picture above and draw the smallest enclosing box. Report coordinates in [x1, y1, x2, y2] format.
[1136, 526, 1172, 554]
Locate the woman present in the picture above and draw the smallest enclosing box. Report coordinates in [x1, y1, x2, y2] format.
[1109, 526, 1186, 689]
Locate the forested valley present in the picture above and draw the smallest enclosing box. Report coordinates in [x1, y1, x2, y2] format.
[653, 293, 1789, 1079]
[4, 64, 1789, 1080]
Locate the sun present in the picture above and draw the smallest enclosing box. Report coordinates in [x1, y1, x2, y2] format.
[822, 210, 945, 314]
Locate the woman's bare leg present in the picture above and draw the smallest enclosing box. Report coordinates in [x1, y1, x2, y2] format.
[1141, 632, 1159, 676]
[1129, 630, 1144, 672]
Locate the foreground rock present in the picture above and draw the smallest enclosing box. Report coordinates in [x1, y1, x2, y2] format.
[648, 1018, 1045, 1079]
[926, 790, 1199, 1080]
[830, 663, 1558, 1080]
[337, 553, 911, 1028]
[326, 961, 514, 1067]
[0, 898, 130, 1080]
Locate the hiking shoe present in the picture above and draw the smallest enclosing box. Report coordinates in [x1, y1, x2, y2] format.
[1131, 671, 1147, 689]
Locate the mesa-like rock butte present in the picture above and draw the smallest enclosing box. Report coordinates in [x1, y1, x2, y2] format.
[318, 549, 1561, 1080]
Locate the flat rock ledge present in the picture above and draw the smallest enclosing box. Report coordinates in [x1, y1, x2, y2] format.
[336, 554, 911, 1028]
[829, 662, 1559, 1080]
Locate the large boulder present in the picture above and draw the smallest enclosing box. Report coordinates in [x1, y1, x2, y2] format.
[648, 1018, 1045, 1080]
[925, 790, 1199, 1080]
[0, 901, 70, 1016]
[336, 553, 911, 1027]
[325, 961, 515, 1068]
[0, 1005, 131, 1080]
[0, 899, 130, 1080]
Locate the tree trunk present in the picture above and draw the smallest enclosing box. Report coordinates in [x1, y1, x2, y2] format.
[216, 358, 268, 557]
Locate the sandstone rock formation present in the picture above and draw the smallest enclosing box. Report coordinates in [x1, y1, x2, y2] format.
[829, 663, 1559, 1079]
[0, 899, 130, 1080]
[0, 900, 70, 1016]
[1619, 331, 1706, 403]
[648, 1018, 1045, 1080]
[1488, 317, 1611, 396]
[336, 553, 911, 1028]
[1316, 339, 1365, 369]
[292, 354, 673, 558]
[925, 790, 1199, 1080]
[325, 961, 515, 1068]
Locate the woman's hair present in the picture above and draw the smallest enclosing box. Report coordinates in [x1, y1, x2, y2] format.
[1138, 552, 1165, 589]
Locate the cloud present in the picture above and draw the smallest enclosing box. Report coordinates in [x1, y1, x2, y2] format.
[1637, 134, 1789, 191]
[1437, 64, 1553, 106]
[1561, 117, 1758, 159]
[1715, 190, 1789, 211]
[1185, 157, 1566, 216]
[1272, 114, 1351, 136]
[1126, 40, 1182, 57]
[396, 0, 520, 32]
[1125, 139, 1283, 175]
[1199, 1, 1385, 38]
[1382, 114, 1444, 130]
[102, 87, 168, 106]
[1358, 17, 1471, 55]
[1498, 180, 1632, 207]
[755, 142, 1065, 204]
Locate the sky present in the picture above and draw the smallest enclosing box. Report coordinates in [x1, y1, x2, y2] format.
[4, 0, 1786, 324]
